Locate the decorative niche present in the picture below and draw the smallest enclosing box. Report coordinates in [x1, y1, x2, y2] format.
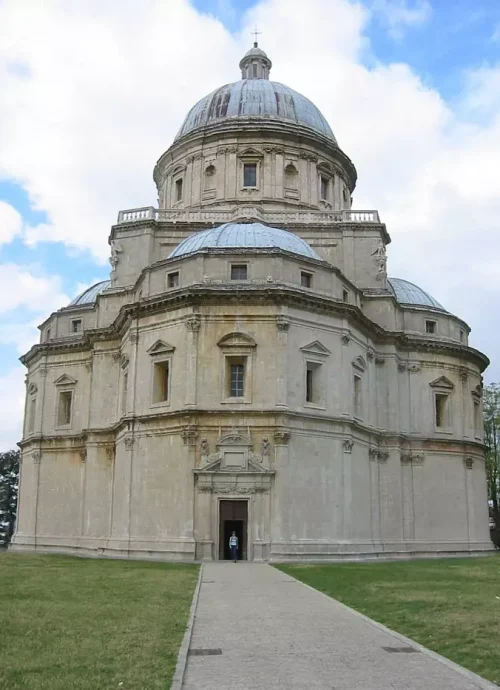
[284, 161, 299, 199]
[203, 162, 217, 200]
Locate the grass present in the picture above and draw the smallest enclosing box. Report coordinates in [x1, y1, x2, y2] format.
[0, 553, 199, 690]
[277, 555, 500, 686]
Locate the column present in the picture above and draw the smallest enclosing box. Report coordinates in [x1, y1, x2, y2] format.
[185, 315, 201, 407]
[275, 316, 289, 407]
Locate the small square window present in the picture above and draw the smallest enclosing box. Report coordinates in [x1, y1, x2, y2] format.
[243, 163, 257, 187]
[175, 178, 183, 202]
[320, 176, 329, 201]
[301, 272, 312, 288]
[153, 361, 170, 403]
[231, 264, 247, 281]
[342, 289, 349, 303]
[167, 271, 179, 288]
[71, 319, 82, 333]
[426, 320, 436, 334]
[435, 393, 449, 428]
[57, 390, 73, 426]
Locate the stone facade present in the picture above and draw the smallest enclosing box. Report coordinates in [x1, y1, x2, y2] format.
[11, 45, 492, 561]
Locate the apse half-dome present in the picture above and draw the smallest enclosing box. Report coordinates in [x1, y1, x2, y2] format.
[169, 222, 320, 260]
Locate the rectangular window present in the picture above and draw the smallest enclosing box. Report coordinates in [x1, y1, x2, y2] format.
[153, 361, 170, 403]
[231, 264, 247, 280]
[342, 289, 349, 303]
[46, 328, 51, 341]
[71, 319, 82, 333]
[243, 163, 257, 187]
[474, 401, 481, 437]
[320, 176, 329, 200]
[301, 271, 312, 288]
[229, 362, 245, 397]
[426, 320, 436, 334]
[460, 330, 465, 343]
[121, 371, 128, 413]
[354, 375, 362, 417]
[167, 271, 179, 288]
[57, 391, 73, 426]
[28, 397, 36, 433]
[305, 361, 321, 404]
[435, 393, 449, 428]
[175, 178, 183, 202]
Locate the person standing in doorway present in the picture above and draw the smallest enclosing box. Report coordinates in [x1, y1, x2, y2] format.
[229, 531, 238, 562]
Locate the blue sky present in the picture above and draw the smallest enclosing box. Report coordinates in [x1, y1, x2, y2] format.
[0, 0, 499, 448]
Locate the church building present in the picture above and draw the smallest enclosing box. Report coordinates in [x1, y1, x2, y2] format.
[12, 44, 492, 561]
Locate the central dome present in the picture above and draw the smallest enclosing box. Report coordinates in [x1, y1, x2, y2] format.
[169, 222, 321, 260]
[174, 43, 336, 144]
[174, 80, 336, 143]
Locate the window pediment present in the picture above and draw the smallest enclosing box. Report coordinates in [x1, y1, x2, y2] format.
[300, 341, 331, 358]
[429, 375, 454, 391]
[147, 340, 175, 356]
[239, 147, 263, 159]
[352, 355, 367, 372]
[217, 332, 256, 349]
[54, 374, 77, 386]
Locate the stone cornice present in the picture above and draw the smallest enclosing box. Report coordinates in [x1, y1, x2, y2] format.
[20, 284, 489, 371]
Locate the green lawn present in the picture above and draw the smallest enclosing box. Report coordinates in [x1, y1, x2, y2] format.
[277, 555, 500, 686]
[0, 553, 199, 690]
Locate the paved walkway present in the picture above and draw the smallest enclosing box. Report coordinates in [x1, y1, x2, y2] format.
[182, 562, 495, 690]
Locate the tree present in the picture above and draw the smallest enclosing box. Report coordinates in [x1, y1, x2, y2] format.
[0, 450, 20, 547]
[483, 384, 500, 534]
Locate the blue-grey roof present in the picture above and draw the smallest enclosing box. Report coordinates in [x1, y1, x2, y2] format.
[175, 80, 336, 143]
[68, 280, 111, 306]
[388, 277, 446, 311]
[169, 223, 320, 260]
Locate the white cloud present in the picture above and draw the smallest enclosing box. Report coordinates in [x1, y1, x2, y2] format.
[0, 0, 498, 403]
[371, 0, 432, 38]
[0, 367, 26, 452]
[0, 201, 22, 245]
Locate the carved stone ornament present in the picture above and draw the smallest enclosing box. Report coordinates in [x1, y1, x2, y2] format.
[85, 361, 93, 373]
[375, 357, 385, 365]
[232, 205, 263, 221]
[112, 352, 121, 363]
[27, 382, 38, 395]
[124, 436, 134, 450]
[129, 330, 139, 344]
[33, 452, 41, 465]
[341, 333, 351, 346]
[109, 240, 123, 270]
[464, 456, 474, 470]
[79, 448, 87, 463]
[185, 316, 201, 332]
[412, 454, 425, 466]
[398, 362, 407, 372]
[105, 445, 115, 461]
[38, 367, 47, 378]
[369, 447, 379, 461]
[366, 350, 374, 362]
[400, 453, 412, 465]
[273, 430, 290, 446]
[378, 451, 389, 463]
[200, 438, 210, 456]
[460, 368, 469, 382]
[181, 426, 198, 445]
[343, 439, 354, 453]
[408, 363, 421, 373]
[261, 438, 271, 456]
[276, 316, 290, 332]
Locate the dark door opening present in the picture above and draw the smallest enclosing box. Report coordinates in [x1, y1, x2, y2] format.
[219, 500, 248, 560]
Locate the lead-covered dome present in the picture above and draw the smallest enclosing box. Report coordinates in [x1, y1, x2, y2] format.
[174, 43, 336, 144]
[68, 280, 111, 306]
[169, 222, 320, 260]
[388, 277, 446, 311]
[175, 80, 336, 143]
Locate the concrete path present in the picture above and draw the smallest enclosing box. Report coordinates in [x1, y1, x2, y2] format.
[182, 562, 496, 690]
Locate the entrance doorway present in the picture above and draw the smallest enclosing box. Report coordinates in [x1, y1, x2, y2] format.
[219, 500, 248, 560]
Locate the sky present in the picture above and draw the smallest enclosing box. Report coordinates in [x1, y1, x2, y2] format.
[0, 0, 499, 450]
